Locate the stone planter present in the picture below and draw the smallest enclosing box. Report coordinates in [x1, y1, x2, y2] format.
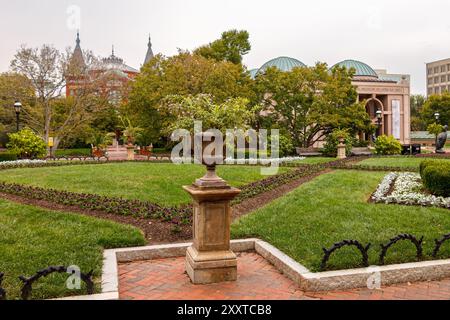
[126, 145, 135, 161]
[336, 138, 346, 159]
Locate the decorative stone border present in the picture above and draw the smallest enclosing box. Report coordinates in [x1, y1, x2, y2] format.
[55, 238, 450, 300]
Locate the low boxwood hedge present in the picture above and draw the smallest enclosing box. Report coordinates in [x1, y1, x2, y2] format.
[420, 160, 450, 197]
[0, 152, 18, 162]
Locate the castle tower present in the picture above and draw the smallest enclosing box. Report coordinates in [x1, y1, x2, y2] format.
[143, 34, 154, 66]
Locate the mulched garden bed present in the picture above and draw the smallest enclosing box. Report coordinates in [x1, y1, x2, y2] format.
[0, 192, 191, 244]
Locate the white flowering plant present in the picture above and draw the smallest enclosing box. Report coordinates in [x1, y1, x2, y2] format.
[372, 172, 450, 209]
[0, 159, 47, 170]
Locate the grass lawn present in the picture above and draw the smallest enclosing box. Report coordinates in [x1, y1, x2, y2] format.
[0, 199, 145, 300]
[231, 170, 450, 272]
[357, 157, 449, 169]
[0, 163, 291, 206]
[294, 157, 337, 165]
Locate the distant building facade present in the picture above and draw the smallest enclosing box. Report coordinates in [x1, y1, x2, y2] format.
[250, 57, 411, 145]
[66, 32, 154, 104]
[426, 58, 450, 96]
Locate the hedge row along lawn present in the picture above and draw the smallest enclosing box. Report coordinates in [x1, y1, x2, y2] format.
[231, 170, 450, 272]
[0, 198, 145, 300]
[0, 163, 293, 206]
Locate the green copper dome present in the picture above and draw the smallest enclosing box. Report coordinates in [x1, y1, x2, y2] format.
[332, 59, 378, 77]
[258, 56, 306, 73]
[248, 68, 259, 79]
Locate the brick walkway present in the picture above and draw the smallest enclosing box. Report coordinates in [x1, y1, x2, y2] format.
[118, 252, 450, 300]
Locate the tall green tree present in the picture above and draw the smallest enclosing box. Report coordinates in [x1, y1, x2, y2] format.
[410, 94, 427, 131]
[194, 30, 251, 65]
[255, 63, 371, 147]
[159, 94, 257, 135]
[10, 45, 108, 152]
[0, 72, 35, 146]
[421, 93, 450, 126]
[127, 51, 255, 143]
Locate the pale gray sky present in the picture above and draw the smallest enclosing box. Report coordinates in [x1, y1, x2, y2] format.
[1, 0, 450, 94]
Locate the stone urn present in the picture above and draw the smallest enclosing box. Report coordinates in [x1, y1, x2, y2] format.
[336, 138, 347, 159]
[183, 132, 241, 284]
[126, 144, 135, 161]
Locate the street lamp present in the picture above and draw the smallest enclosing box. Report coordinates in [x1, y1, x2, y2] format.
[376, 109, 383, 138]
[434, 112, 440, 123]
[14, 101, 22, 132]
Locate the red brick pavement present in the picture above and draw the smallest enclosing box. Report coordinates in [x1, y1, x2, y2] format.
[118, 252, 450, 300]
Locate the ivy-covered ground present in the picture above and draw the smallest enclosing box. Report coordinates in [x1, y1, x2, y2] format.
[232, 170, 450, 272]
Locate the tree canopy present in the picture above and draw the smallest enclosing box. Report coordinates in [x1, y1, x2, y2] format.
[255, 63, 372, 147]
[9, 44, 110, 151]
[194, 29, 251, 65]
[421, 92, 450, 126]
[127, 51, 255, 143]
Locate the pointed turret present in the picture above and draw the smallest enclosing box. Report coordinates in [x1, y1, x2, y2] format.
[70, 31, 86, 70]
[143, 34, 154, 66]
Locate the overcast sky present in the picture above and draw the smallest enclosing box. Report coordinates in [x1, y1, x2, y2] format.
[1, 0, 450, 94]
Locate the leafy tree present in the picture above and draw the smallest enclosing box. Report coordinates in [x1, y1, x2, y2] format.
[421, 93, 450, 126]
[0, 72, 35, 146]
[410, 94, 427, 131]
[159, 94, 257, 135]
[10, 45, 109, 153]
[255, 63, 372, 147]
[7, 127, 47, 158]
[127, 52, 255, 143]
[194, 30, 251, 65]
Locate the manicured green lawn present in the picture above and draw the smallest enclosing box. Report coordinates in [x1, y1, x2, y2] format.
[231, 170, 450, 272]
[294, 157, 337, 165]
[0, 199, 145, 300]
[0, 163, 291, 206]
[357, 157, 449, 169]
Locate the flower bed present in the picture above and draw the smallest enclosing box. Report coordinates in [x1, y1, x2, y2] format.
[0, 182, 192, 225]
[371, 172, 450, 209]
[0, 159, 47, 170]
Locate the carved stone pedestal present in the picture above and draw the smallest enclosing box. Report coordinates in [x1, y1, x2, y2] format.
[337, 139, 347, 159]
[183, 182, 240, 284]
[126, 145, 135, 161]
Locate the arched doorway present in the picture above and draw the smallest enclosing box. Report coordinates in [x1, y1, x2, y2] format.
[361, 98, 385, 143]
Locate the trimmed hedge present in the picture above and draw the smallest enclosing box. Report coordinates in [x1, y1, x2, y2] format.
[420, 160, 450, 197]
[0, 152, 18, 162]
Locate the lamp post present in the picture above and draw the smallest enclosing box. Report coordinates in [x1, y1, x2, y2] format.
[14, 101, 22, 132]
[434, 112, 440, 123]
[375, 109, 383, 138]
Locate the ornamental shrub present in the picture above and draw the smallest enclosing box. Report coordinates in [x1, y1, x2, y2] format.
[374, 135, 402, 155]
[322, 129, 353, 157]
[422, 164, 450, 197]
[6, 128, 47, 159]
[420, 160, 450, 197]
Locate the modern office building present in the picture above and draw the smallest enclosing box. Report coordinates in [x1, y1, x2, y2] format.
[426, 58, 450, 96]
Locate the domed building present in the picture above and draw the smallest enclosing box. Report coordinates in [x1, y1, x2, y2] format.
[66, 33, 154, 105]
[258, 56, 306, 74]
[250, 57, 411, 145]
[332, 59, 411, 144]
